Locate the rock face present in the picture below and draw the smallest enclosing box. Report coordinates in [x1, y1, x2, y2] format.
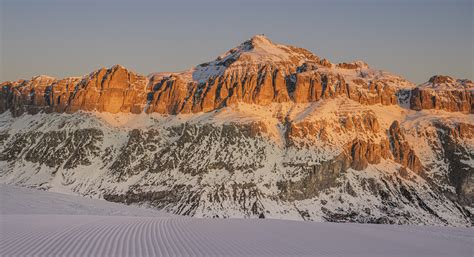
[0, 128, 103, 170]
[431, 122, 474, 206]
[0, 35, 416, 117]
[1, 65, 149, 115]
[349, 139, 391, 171]
[409, 75, 473, 113]
[3, 37, 471, 117]
[0, 35, 472, 226]
[68, 65, 149, 114]
[1, 75, 62, 116]
[388, 121, 423, 174]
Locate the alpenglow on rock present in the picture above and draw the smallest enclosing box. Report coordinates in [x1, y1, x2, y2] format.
[4, 35, 472, 116]
[0, 35, 472, 226]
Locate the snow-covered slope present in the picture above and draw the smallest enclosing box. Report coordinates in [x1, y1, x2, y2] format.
[0, 97, 472, 226]
[0, 183, 168, 217]
[1, 184, 472, 257]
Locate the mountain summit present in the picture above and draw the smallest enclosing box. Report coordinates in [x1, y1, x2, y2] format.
[0, 36, 472, 226]
[206, 34, 320, 67]
[185, 34, 321, 83]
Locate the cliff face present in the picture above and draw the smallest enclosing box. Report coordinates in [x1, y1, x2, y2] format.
[0, 66, 406, 116]
[67, 65, 149, 114]
[0, 35, 472, 226]
[1, 35, 415, 117]
[387, 121, 423, 174]
[3, 37, 471, 117]
[1, 65, 148, 115]
[409, 75, 473, 113]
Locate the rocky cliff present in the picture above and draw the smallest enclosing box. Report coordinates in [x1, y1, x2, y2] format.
[1, 35, 415, 116]
[410, 75, 473, 113]
[0, 35, 472, 226]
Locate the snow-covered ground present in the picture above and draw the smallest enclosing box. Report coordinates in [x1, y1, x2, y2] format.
[0, 184, 472, 257]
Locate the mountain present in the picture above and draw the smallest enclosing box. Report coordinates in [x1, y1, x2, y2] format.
[0, 35, 472, 226]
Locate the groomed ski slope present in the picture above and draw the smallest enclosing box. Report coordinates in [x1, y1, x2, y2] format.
[0, 185, 472, 257]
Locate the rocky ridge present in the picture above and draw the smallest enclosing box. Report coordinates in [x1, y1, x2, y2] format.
[3, 35, 471, 116]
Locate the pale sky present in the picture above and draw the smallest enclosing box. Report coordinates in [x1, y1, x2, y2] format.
[1, 0, 472, 83]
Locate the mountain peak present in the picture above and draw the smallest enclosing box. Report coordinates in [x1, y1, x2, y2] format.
[428, 75, 455, 84]
[234, 34, 312, 61]
[419, 75, 473, 90]
[110, 64, 128, 70]
[31, 75, 56, 81]
[247, 34, 274, 48]
[189, 35, 320, 82]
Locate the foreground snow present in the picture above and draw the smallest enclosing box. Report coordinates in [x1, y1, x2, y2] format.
[0, 185, 472, 257]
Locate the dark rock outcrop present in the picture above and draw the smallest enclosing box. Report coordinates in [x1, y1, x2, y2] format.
[349, 139, 391, 170]
[0, 128, 103, 170]
[433, 122, 474, 206]
[388, 121, 423, 174]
